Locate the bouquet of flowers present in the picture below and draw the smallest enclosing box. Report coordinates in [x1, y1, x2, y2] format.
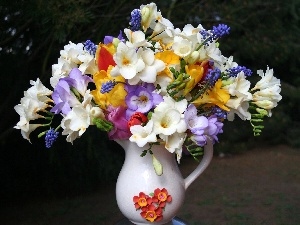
[14, 2, 282, 171]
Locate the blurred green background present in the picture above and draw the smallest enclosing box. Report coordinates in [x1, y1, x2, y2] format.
[0, 0, 299, 201]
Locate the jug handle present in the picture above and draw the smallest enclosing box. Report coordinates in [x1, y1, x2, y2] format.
[184, 138, 214, 190]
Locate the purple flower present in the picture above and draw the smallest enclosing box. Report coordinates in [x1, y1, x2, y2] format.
[212, 24, 230, 39]
[226, 66, 252, 77]
[184, 104, 223, 146]
[129, 9, 141, 31]
[205, 68, 221, 86]
[84, 40, 97, 56]
[45, 128, 59, 148]
[106, 106, 131, 140]
[125, 84, 163, 118]
[101, 80, 116, 94]
[104, 30, 125, 44]
[51, 68, 93, 115]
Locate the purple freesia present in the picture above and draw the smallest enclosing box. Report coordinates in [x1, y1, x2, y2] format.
[184, 104, 223, 146]
[104, 30, 125, 44]
[125, 83, 163, 118]
[106, 106, 131, 140]
[51, 68, 93, 115]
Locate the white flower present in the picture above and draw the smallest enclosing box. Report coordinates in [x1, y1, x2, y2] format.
[160, 132, 187, 163]
[124, 28, 152, 48]
[151, 96, 187, 135]
[172, 36, 193, 58]
[128, 49, 165, 85]
[198, 42, 224, 66]
[61, 91, 104, 143]
[129, 120, 157, 147]
[220, 56, 238, 73]
[60, 41, 85, 64]
[224, 72, 253, 121]
[51, 58, 76, 88]
[252, 67, 281, 91]
[110, 42, 145, 80]
[77, 52, 98, 75]
[251, 67, 282, 113]
[140, 3, 159, 32]
[25, 78, 52, 103]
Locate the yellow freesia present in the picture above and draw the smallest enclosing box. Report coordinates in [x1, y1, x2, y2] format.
[192, 79, 230, 111]
[91, 66, 127, 109]
[184, 64, 204, 95]
[155, 50, 180, 79]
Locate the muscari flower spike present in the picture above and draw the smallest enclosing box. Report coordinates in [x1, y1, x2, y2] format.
[84, 40, 97, 56]
[129, 9, 142, 31]
[227, 66, 252, 77]
[205, 68, 221, 86]
[100, 80, 117, 94]
[212, 24, 230, 39]
[45, 128, 59, 148]
[211, 106, 227, 119]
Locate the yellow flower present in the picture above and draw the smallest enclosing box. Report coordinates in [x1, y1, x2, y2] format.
[91, 66, 127, 109]
[155, 50, 180, 79]
[184, 64, 204, 95]
[192, 79, 230, 111]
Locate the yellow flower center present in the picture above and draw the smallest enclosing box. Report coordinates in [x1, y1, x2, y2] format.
[158, 192, 167, 201]
[145, 210, 157, 222]
[138, 198, 147, 207]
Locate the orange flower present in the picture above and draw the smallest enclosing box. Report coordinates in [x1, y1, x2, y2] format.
[155, 50, 180, 79]
[141, 204, 163, 222]
[133, 192, 152, 209]
[153, 188, 172, 208]
[96, 43, 116, 71]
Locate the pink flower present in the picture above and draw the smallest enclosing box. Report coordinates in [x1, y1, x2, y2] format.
[106, 106, 131, 140]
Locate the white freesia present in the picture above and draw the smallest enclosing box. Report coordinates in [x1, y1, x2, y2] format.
[124, 28, 152, 48]
[110, 42, 145, 80]
[61, 91, 104, 143]
[128, 49, 165, 85]
[152, 96, 187, 135]
[60, 41, 85, 64]
[129, 120, 157, 147]
[198, 42, 224, 66]
[252, 67, 281, 91]
[51, 58, 75, 88]
[172, 36, 193, 57]
[14, 79, 52, 135]
[251, 67, 282, 114]
[77, 53, 98, 75]
[140, 3, 158, 32]
[160, 132, 187, 163]
[224, 72, 252, 121]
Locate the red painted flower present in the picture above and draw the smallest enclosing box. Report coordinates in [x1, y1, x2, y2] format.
[140, 204, 163, 222]
[153, 188, 172, 208]
[128, 112, 148, 128]
[133, 192, 152, 209]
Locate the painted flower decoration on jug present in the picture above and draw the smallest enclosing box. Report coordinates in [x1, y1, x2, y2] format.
[14, 2, 282, 174]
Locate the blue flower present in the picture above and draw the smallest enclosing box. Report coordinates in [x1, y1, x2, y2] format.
[45, 128, 59, 148]
[211, 106, 227, 119]
[227, 66, 252, 77]
[84, 40, 97, 56]
[101, 80, 116, 94]
[129, 9, 142, 31]
[205, 68, 221, 86]
[212, 24, 230, 39]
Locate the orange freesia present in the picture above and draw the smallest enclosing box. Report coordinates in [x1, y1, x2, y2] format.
[192, 79, 230, 111]
[96, 43, 116, 71]
[91, 66, 126, 109]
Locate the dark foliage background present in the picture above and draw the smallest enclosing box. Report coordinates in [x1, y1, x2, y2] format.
[1, 0, 299, 200]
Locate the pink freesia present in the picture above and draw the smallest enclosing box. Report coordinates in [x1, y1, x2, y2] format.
[107, 106, 131, 140]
